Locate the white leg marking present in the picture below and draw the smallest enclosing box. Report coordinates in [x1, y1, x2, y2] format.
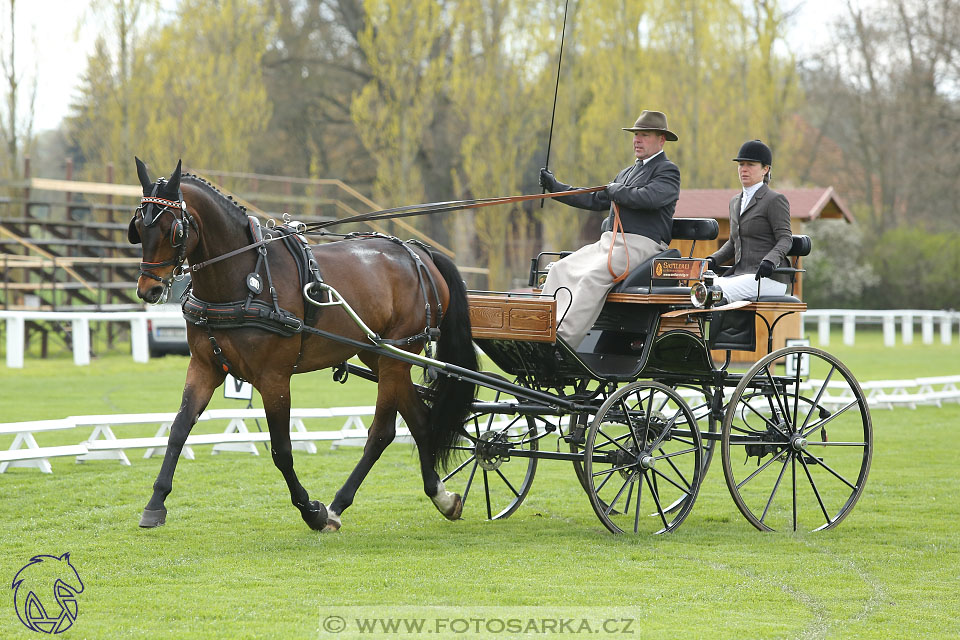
[431, 480, 457, 513]
[322, 507, 341, 533]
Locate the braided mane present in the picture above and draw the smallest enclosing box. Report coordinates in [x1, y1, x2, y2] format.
[181, 173, 250, 226]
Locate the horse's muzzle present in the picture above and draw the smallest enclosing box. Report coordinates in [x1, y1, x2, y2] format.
[138, 280, 167, 304]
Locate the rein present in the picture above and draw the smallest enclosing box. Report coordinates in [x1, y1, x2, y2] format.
[175, 186, 607, 275]
[300, 186, 607, 233]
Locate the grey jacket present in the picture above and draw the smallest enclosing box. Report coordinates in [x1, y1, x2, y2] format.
[546, 153, 681, 244]
[709, 184, 793, 284]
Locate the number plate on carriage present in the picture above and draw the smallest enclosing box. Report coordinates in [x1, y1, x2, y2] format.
[653, 258, 706, 281]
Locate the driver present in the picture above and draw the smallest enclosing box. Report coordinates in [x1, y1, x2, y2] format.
[538, 110, 681, 349]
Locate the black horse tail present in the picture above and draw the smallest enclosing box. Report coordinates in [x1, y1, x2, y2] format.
[426, 250, 478, 471]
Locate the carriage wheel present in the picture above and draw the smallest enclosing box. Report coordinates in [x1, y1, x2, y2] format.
[669, 384, 720, 475]
[441, 388, 539, 521]
[584, 381, 703, 534]
[721, 346, 872, 531]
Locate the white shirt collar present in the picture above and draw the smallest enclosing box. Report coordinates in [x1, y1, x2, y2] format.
[741, 181, 763, 212]
[638, 150, 663, 166]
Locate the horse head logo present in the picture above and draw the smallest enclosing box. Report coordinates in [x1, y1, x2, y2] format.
[11, 553, 84, 634]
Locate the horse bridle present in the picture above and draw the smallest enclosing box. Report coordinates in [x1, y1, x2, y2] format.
[134, 179, 197, 289]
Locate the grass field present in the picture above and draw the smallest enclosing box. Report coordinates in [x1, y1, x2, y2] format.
[1, 329, 958, 638]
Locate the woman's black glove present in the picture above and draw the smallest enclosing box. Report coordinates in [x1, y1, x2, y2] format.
[706, 257, 718, 273]
[755, 259, 775, 280]
[539, 168, 558, 191]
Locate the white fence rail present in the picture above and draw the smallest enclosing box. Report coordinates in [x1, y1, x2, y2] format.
[0, 309, 182, 367]
[0, 406, 409, 474]
[2, 308, 958, 369]
[801, 309, 960, 347]
[5, 374, 960, 474]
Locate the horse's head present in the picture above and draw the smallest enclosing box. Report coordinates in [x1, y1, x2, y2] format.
[128, 157, 197, 303]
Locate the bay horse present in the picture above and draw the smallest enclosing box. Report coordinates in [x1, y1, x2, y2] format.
[128, 158, 477, 532]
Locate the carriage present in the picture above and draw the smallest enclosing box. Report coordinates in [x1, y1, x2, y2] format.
[130, 160, 871, 535]
[443, 217, 873, 534]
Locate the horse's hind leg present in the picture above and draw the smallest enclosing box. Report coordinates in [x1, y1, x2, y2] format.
[261, 378, 328, 530]
[395, 376, 463, 521]
[141, 359, 221, 527]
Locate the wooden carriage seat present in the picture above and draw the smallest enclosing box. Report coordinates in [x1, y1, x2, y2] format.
[609, 218, 720, 294]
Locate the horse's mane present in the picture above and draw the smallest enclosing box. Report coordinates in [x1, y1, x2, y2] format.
[181, 173, 250, 226]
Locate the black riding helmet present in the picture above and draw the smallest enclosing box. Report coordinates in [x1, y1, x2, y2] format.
[733, 139, 772, 166]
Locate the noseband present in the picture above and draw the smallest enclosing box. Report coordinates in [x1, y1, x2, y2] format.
[135, 180, 197, 290]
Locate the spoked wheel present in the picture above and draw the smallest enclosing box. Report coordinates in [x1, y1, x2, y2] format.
[584, 381, 703, 534]
[721, 346, 872, 531]
[669, 384, 721, 476]
[441, 388, 541, 520]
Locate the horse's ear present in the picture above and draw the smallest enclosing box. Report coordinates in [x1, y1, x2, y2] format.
[135, 156, 152, 193]
[127, 216, 141, 244]
[168, 159, 182, 192]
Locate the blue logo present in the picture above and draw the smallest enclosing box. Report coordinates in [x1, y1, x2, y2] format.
[11, 553, 84, 634]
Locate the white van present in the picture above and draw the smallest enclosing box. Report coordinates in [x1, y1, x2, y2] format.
[147, 275, 191, 357]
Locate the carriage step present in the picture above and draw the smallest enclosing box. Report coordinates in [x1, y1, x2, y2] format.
[801, 455, 823, 465]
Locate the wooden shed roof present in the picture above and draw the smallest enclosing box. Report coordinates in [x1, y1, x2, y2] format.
[675, 187, 853, 223]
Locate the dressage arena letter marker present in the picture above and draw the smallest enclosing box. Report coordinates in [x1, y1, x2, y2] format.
[224, 374, 253, 401]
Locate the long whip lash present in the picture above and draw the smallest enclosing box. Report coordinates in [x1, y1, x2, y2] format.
[541, 0, 571, 209]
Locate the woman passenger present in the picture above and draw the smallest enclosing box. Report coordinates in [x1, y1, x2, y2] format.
[706, 139, 793, 301]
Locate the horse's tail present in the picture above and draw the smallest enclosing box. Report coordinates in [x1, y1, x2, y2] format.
[426, 250, 478, 471]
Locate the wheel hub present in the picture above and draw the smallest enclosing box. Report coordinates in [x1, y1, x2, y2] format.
[790, 434, 808, 452]
[476, 431, 509, 471]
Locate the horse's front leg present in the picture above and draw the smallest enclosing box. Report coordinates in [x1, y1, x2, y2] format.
[140, 358, 221, 527]
[262, 379, 328, 530]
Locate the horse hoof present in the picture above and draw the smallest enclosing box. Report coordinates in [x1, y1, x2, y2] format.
[300, 500, 328, 531]
[321, 509, 342, 533]
[445, 494, 463, 521]
[139, 508, 167, 528]
[322, 521, 341, 533]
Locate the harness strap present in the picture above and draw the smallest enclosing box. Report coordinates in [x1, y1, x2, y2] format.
[188, 237, 271, 273]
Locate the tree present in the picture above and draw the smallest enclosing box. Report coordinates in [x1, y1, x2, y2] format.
[798, 0, 960, 232]
[69, 0, 272, 183]
[0, 0, 36, 180]
[447, 0, 544, 287]
[258, 0, 374, 183]
[350, 0, 447, 208]
[802, 219, 878, 308]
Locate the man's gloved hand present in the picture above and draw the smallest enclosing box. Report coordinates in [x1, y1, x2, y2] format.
[706, 257, 718, 273]
[755, 259, 775, 280]
[539, 168, 557, 191]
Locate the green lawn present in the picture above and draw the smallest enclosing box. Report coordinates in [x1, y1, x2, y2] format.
[0, 330, 958, 638]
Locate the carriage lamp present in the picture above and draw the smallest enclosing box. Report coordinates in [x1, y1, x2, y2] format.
[690, 270, 723, 308]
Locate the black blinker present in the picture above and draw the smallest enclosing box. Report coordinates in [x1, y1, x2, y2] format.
[127, 216, 141, 244]
[171, 219, 185, 246]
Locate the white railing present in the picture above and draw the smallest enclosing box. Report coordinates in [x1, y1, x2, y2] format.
[0, 309, 181, 368]
[801, 309, 959, 347]
[0, 406, 408, 474]
[3, 308, 958, 369]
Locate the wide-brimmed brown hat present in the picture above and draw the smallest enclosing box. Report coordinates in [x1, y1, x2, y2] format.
[622, 110, 678, 141]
